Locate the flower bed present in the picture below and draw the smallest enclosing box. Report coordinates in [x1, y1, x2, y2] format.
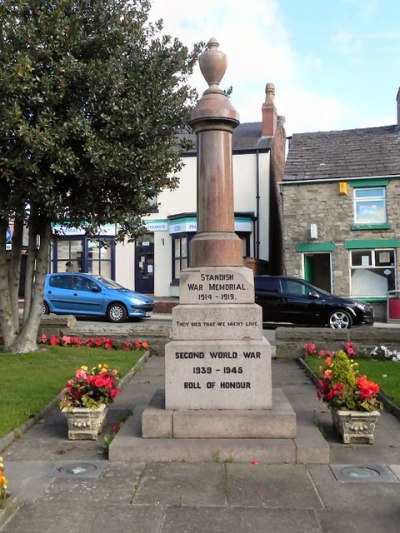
[38, 334, 149, 352]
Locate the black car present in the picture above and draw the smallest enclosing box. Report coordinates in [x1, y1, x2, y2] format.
[254, 275, 374, 329]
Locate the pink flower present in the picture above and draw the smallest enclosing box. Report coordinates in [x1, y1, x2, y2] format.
[62, 335, 71, 346]
[345, 342, 355, 356]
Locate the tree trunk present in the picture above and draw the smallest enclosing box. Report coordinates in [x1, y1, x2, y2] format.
[0, 218, 52, 353]
[0, 218, 17, 345]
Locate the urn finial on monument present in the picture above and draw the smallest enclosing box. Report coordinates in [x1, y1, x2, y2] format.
[199, 38, 227, 95]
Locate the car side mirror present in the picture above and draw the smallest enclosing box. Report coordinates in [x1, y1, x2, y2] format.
[308, 291, 320, 299]
[92, 287, 101, 293]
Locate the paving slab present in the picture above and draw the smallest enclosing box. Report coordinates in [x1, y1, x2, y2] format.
[226, 463, 322, 508]
[308, 464, 400, 511]
[132, 463, 227, 506]
[162, 507, 321, 533]
[1, 501, 165, 533]
[318, 508, 400, 533]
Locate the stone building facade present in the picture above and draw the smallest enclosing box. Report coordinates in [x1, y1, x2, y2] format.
[282, 89, 400, 321]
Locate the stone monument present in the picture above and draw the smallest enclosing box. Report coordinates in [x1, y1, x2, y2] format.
[142, 38, 295, 441]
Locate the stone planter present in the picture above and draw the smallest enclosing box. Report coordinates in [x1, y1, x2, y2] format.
[331, 409, 380, 444]
[62, 404, 107, 440]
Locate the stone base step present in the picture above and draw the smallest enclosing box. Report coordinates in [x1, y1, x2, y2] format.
[142, 388, 296, 438]
[109, 402, 329, 465]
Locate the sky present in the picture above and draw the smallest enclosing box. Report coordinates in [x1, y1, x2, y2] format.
[149, 0, 400, 136]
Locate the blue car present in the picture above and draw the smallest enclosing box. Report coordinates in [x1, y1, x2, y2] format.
[42, 273, 154, 322]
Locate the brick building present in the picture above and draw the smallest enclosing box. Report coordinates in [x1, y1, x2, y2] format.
[281, 88, 400, 320]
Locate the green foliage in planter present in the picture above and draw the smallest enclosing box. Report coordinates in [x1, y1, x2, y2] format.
[329, 351, 356, 389]
[306, 356, 400, 407]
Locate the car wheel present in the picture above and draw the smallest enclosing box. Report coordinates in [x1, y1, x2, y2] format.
[328, 310, 352, 329]
[41, 302, 50, 315]
[107, 303, 127, 323]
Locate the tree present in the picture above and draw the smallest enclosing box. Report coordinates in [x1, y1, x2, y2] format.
[0, 0, 202, 352]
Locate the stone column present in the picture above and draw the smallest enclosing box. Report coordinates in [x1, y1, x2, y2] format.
[190, 38, 243, 267]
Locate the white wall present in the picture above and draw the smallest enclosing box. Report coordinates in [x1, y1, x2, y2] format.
[155, 156, 197, 217]
[115, 239, 135, 289]
[232, 151, 270, 261]
[154, 230, 172, 296]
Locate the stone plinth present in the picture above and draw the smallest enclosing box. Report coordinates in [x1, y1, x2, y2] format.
[165, 338, 271, 410]
[143, 388, 295, 439]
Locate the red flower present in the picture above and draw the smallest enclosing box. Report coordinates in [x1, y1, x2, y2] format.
[111, 423, 121, 434]
[50, 335, 61, 346]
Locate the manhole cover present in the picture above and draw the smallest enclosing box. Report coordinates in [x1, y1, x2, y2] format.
[330, 464, 399, 483]
[48, 461, 106, 479]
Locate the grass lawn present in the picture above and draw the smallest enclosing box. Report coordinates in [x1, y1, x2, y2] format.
[0, 346, 144, 438]
[305, 356, 400, 407]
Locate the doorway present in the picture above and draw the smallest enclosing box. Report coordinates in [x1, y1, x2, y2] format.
[135, 237, 154, 294]
[304, 253, 332, 292]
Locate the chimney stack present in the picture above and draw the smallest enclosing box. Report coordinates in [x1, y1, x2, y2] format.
[262, 82, 277, 137]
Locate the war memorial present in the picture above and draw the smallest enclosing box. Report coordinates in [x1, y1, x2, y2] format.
[138, 38, 296, 452]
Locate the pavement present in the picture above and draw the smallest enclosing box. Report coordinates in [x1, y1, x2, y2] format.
[1, 321, 400, 532]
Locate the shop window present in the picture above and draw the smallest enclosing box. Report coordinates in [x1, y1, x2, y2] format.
[350, 249, 395, 297]
[51, 236, 115, 278]
[88, 239, 112, 277]
[55, 239, 83, 272]
[172, 235, 190, 281]
[354, 188, 386, 224]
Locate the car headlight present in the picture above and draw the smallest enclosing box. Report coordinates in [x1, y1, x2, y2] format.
[130, 298, 145, 306]
[355, 302, 367, 311]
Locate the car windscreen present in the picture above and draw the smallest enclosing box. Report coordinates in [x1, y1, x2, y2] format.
[96, 276, 125, 290]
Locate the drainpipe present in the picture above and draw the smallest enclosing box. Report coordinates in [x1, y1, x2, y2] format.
[255, 149, 260, 259]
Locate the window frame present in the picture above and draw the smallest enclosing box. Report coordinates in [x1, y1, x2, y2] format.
[353, 187, 387, 225]
[50, 235, 116, 279]
[171, 233, 193, 283]
[349, 248, 396, 298]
